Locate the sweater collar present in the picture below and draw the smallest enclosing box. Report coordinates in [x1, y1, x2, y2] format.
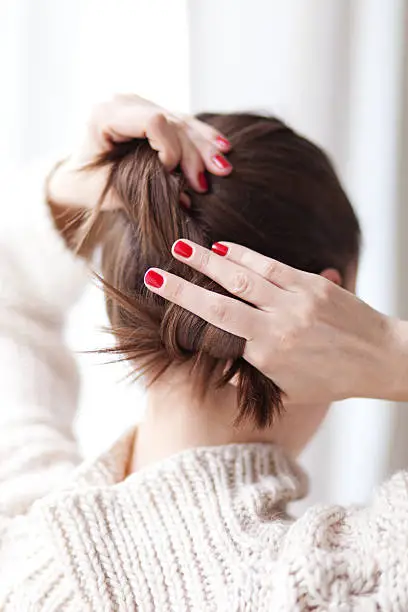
[74, 426, 308, 506]
[44, 429, 308, 609]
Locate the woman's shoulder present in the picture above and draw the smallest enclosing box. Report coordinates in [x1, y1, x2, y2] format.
[4, 439, 408, 610]
[35, 444, 408, 609]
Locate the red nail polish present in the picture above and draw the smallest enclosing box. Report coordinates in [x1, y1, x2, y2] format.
[144, 269, 164, 289]
[216, 136, 231, 150]
[212, 242, 229, 257]
[174, 240, 193, 258]
[212, 154, 231, 170]
[198, 171, 208, 191]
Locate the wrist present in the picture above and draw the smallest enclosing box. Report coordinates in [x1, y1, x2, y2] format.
[48, 154, 118, 213]
[387, 318, 408, 401]
[46, 158, 110, 259]
[47, 156, 93, 208]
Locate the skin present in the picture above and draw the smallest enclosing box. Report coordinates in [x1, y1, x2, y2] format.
[148, 242, 406, 405]
[49, 94, 408, 469]
[133, 368, 331, 469]
[48, 94, 233, 209]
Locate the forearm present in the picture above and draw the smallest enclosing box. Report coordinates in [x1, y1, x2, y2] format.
[46, 159, 113, 259]
[47, 155, 117, 211]
[47, 199, 111, 259]
[361, 314, 408, 402]
[0, 161, 88, 513]
[345, 312, 408, 402]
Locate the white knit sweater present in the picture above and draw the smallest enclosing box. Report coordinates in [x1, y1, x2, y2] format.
[1, 166, 408, 612]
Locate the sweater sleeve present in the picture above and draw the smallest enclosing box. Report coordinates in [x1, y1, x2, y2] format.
[0, 161, 88, 518]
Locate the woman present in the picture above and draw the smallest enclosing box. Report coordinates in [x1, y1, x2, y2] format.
[1, 94, 408, 611]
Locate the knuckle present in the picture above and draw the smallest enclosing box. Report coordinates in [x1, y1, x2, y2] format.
[196, 248, 211, 273]
[208, 299, 229, 327]
[161, 148, 178, 168]
[314, 277, 333, 303]
[298, 295, 317, 328]
[169, 279, 184, 303]
[262, 260, 281, 285]
[230, 271, 252, 298]
[147, 111, 168, 132]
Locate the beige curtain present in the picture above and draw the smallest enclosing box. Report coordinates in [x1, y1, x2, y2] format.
[189, 0, 408, 506]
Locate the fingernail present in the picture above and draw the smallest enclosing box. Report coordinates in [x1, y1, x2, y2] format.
[198, 171, 208, 191]
[212, 154, 231, 171]
[144, 269, 164, 289]
[173, 239, 193, 258]
[212, 242, 229, 257]
[216, 136, 231, 150]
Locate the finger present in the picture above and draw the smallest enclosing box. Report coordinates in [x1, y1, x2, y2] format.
[186, 116, 232, 152]
[210, 242, 310, 291]
[183, 120, 233, 177]
[96, 102, 182, 169]
[93, 98, 231, 178]
[94, 100, 158, 143]
[145, 112, 181, 170]
[177, 130, 206, 192]
[170, 240, 283, 310]
[144, 268, 258, 340]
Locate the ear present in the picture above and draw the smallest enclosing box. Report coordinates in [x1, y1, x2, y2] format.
[320, 268, 342, 286]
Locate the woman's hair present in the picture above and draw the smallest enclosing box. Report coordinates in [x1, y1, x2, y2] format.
[82, 113, 360, 427]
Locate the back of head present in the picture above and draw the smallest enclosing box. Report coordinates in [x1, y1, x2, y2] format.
[92, 113, 360, 427]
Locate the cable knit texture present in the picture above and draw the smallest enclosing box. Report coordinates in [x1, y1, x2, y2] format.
[0, 165, 408, 611]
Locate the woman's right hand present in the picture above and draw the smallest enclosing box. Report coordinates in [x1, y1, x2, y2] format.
[47, 94, 233, 210]
[144, 240, 408, 404]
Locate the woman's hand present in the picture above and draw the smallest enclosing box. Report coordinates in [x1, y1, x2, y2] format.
[144, 240, 408, 404]
[48, 94, 232, 209]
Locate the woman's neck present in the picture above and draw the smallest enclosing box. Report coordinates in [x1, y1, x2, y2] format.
[130, 365, 330, 472]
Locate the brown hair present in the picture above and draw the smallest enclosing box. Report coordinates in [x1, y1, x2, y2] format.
[81, 113, 360, 427]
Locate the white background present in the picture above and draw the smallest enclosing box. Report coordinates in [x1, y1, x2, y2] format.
[0, 0, 407, 508]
